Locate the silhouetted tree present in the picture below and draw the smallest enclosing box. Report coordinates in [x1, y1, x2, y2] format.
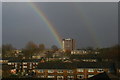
[51, 45, 58, 52]
[38, 44, 45, 51]
[2, 44, 15, 58]
[23, 41, 38, 59]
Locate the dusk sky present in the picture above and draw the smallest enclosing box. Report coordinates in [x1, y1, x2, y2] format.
[3, 2, 118, 49]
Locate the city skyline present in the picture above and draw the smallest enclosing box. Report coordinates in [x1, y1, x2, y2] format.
[3, 2, 118, 49]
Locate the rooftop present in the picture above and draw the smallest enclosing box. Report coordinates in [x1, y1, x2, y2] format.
[36, 62, 112, 69]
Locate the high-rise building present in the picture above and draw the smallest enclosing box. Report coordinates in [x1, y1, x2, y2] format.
[62, 38, 76, 51]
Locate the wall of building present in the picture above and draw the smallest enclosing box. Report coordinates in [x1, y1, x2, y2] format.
[35, 68, 109, 79]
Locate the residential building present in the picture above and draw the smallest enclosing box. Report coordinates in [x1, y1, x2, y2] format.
[35, 62, 112, 79]
[62, 38, 75, 52]
[7, 59, 40, 74]
[71, 50, 88, 55]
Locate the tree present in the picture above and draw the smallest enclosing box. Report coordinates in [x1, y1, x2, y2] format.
[2, 44, 15, 58]
[51, 45, 58, 52]
[38, 44, 45, 52]
[45, 51, 53, 61]
[86, 47, 94, 51]
[23, 41, 38, 59]
[98, 44, 120, 62]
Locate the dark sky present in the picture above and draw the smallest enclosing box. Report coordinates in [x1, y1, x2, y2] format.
[2, 2, 118, 49]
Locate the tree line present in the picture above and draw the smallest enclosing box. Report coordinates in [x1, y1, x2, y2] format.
[2, 41, 59, 59]
[2, 42, 120, 62]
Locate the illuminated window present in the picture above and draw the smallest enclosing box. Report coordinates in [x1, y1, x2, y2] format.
[15, 64, 17, 68]
[119, 69, 120, 73]
[57, 76, 64, 80]
[77, 69, 84, 72]
[39, 75, 45, 78]
[57, 70, 63, 73]
[97, 69, 104, 72]
[30, 63, 32, 69]
[67, 76, 74, 80]
[38, 70, 44, 73]
[48, 76, 55, 78]
[48, 70, 54, 73]
[8, 63, 11, 65]
[23, 63, 27, 65]
[88, 74, 94, 78]
[88, 69, 94, 72]
[23, 66, 27, 68]
[67, 70, 73, 73]
[11, 63, 14, 65]
[33, 63, 35, 65]
[77, 75, 84, 79]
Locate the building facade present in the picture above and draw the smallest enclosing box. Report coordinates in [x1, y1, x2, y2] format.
[62, 38, 75, 52]
[7, 59, 40, 74]
[35, 62, 111, 79]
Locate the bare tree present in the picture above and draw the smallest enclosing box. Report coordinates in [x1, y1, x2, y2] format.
[2, 44, 15, 58]
[51, 45, 58, 52]
[38, 44, 45, 52]
[23, 41, 38, 59]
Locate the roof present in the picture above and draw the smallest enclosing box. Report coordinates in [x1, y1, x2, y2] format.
[87, 72, 111, 80]
[8, 59, 41, 62]
[107, 73, 119, 80]
[36, 62, 112, 69]
[36, 62, 74, 69]
[2, 64, 13, 70]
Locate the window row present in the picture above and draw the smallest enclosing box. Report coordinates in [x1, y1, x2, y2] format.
[38, 69, 105, 73]
[37, 74, 95, 79]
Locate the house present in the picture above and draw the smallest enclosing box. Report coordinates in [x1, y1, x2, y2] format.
[2, 63, 13, 78]
[7, 59, 40, 74]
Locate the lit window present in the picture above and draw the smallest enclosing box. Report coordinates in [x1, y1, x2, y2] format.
[97, 69, 104, 73]
[71, 51, 74, 54]
[88, 69, 94, 72]
[23, 66, 27, 68]
[33, 66, 35, 68]
[48, 76, 55, 78]
[67, 70, 73, 73]
[10, 63, 14, 65]
[57, 76, 64, 80]
[39, 75, 45, 78]
[33, 63, 35, 65]
[38, 70, 44, 73]
[67, 76, 74, 80]
[77, 69, 84, 72]
[119, 69, 120, 73]
[23, 63, 27, 65]
[30, 63, 32, 69]
[77, 75, 84, 79]
[57, 70, 63, 73]
[8, 63, 11, 65]
[88, 75, 94, 78]
[48, 70, 54, 73]
[15, 64, 17, 68]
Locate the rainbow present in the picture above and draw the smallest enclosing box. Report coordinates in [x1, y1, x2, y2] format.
[28, 2, 62, 48]
[28, 2, 100, 48]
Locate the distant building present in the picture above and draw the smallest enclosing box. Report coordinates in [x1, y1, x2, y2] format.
[62, 38, 75, 52]
[71, 50, 88, 55]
